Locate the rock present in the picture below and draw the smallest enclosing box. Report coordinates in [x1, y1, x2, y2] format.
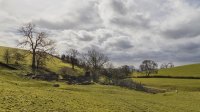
[53, 84, 60, 87]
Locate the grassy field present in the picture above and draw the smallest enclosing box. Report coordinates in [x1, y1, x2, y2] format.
[134, 78, 200, 91]
[0, 46, 200, 112]
[0, 68, 200, 112]
[133, 63, 200, 77]
[158, 64, 200, 77]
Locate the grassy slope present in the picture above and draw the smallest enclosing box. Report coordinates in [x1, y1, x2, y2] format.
[0, 46, 84, 75]
[157, 64, 200, 77]
[134, 78, 200, 91]
[133, 63, 200, 77]
[132, 63, 200, 93]
[0, 68, 200, 112]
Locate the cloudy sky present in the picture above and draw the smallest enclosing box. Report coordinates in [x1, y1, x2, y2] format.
[0, 0, 200, 67]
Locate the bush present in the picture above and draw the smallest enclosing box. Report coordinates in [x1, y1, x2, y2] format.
[113, 79, 144, 91]
[65, 74, 93, 85]
[59, 67, 79, 76]
[98, 76, 111, 85]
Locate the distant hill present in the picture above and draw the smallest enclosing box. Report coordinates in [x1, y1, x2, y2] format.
[133, 63, 200, 77]
[157, 63, 200, 77]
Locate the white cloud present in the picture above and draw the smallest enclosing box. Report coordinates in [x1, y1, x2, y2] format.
[0, 0, 200, 67]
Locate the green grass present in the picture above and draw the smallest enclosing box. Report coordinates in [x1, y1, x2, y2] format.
[0, 70, 200, 112]
[157, 64, 200, 77]
[0, 46, 84, 75]
[133, 63, 200, 77]
[133, 78, 200, 91]
[1, 46, 200, 112]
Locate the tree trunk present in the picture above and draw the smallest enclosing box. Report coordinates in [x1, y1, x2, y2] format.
[36, 59, 39, 69]
[146, 70, 150, 77]
[71, 57, 75, 69]
[72, 59, 74, 69]
[32, 50, 36, 69]
[92, 69, 99, 82]
[146, 71, 148, 76]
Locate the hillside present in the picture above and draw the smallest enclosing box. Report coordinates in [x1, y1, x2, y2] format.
[0, 46, 84, 75]
[132, 63, 200, 93]
[157, 63, 200, 77]
[133, 63, 200, 78]
[133, 78, 200, 91]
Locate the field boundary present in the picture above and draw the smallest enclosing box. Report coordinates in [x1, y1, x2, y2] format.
[113, 79, 166, 94]
[132, 76, 200, 79]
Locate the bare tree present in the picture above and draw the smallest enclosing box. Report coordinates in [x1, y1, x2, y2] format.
[160, 63, 168, 69]
[82, 49, 109, 81]
[101, 62, 114, 82]
[18, 23, 55, 70]
[3, 49, 12, 64]
[167, 62, 174, 68]
[102, 65, 132, 81]
[67, 49, 79, 69]
[160, 62, 174, 69]
[121, 65, 132, 76]
[140, 60, 158, 76]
